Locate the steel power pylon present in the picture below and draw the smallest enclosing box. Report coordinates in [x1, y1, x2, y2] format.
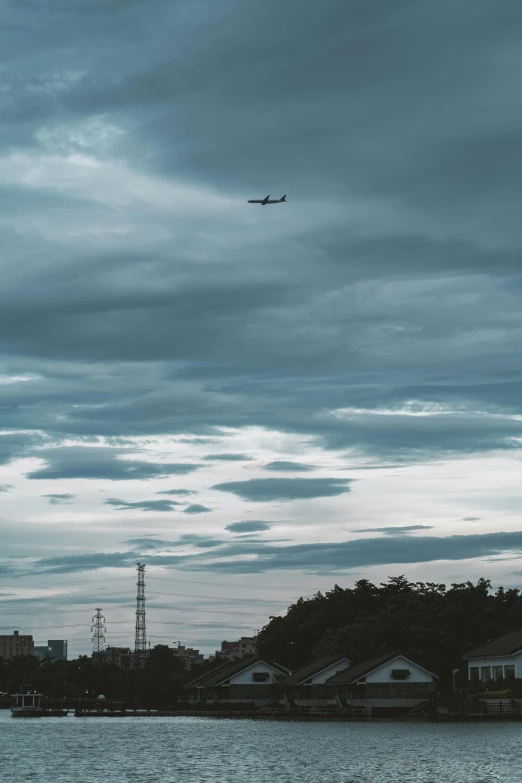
[91, 608, 106, 653]
[134, 563, 147, 653]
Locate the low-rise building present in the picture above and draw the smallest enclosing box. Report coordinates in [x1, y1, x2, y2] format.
[172, 644, 205, 669]
[184, 657, 289, 706]
[280, 655, 351, 708]
[0, 631, 34, 661]
[326, 652, 438, 715]
[463, 630, 522, 684]
[103, 647, 132, 669]
[218, 636, 258, 661]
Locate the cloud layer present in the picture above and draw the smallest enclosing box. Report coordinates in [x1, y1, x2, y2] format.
[0, 0, 521, 655]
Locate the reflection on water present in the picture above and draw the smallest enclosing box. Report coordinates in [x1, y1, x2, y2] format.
[0, 711, 519, 783]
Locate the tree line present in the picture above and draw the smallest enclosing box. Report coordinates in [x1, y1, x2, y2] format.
[257, 576, 522, 690]
[1, 576, 521, 704]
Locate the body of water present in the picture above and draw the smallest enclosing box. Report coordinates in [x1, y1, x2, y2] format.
[0, 711, 520, 783]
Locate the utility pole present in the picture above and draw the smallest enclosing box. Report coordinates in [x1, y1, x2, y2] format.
[134, 563, 147, 655]
[91, 608, 106, 654]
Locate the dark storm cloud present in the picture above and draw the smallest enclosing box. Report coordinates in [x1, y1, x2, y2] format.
[105, 497, 182, 512]
[202, 453, 252, 461]
[0, 0, 521, 549]
[264, 461, 314, 472]
[183, 504, 212, 514]
[213, 477, 352, 502]
[43, 493, 76, 505]
[26, 447, 199, 480]
[358, 525, 433, 536]
[226, 521, 272, 533]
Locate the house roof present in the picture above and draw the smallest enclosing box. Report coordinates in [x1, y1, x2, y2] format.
[283, 655, 350, 685]
[184, 657, 289, 688]
[326, 652, 438, 684]
[184, 660, 238, 689]
[463, 630, 522, 659]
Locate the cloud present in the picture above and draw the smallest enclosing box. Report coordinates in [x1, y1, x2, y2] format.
[358, 525, 434, 535]
[213, 477, 352, 502]
[226, 520, 272, 534]
[183, 504, 212, 514]
[43, 493, 76, 505]
[264, 461, 314, 472]
[463, 517, 481, 522]
[203, 453, 251, 461]
[0, 484, 13, 492]
[156, 489, 194, 496]
[105, 497, 182, 512]
[179, 530, 522, 574]
[26, 446, 199, 480]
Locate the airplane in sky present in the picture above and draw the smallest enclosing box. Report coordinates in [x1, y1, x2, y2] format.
[247, 194, 286, 205]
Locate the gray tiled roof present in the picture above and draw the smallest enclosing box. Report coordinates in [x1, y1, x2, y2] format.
[283, 655, 350, 685]
[184, 657, 289, 688]
[463, 630, 522, 659]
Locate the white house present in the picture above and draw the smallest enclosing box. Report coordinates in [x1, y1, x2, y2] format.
[463, 630, 522, 684]
[326, 652, 438, 713]
[184, 657, 289, 706]
[281, 655, 351, 707]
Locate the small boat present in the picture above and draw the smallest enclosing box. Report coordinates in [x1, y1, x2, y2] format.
[11, 692, 67, 717]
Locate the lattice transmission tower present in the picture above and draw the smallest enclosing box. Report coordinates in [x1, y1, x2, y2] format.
[134, 562, 147, 653]
[91, 608, 106, 653]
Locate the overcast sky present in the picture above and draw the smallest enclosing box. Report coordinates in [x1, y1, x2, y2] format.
[1, 0, 522, 657]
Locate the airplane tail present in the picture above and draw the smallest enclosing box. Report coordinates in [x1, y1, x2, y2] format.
[281, 195, 286, 202]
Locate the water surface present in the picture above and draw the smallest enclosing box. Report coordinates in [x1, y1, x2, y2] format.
[1, 711, 520, 782]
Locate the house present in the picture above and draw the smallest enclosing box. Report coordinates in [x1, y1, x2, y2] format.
[326, 652, 438, 715]
[184, 657, 289, 706]
[280, 655, 351, 708]
[463, 630, 522, 684]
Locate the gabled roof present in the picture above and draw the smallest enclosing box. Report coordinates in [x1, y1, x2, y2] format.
[326, 652, 438, 684]
[184, 660, 238, 689]
[463, 630, 522, 659]
[185, 657, 289, 688]
[283, 655, 350, 685]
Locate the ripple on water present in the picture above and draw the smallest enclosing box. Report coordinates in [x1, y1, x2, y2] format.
[0, 713, 520, 783]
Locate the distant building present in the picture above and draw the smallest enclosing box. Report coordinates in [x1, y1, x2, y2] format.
[0, 631, 34, 661]
[48, 640, 68, 661]
[172, 644, 204, 669]
[103, 647, 132, 669]
[464, 630, 522, 683]
[33, 640, 68, 661]
[219, 636, 258, 662]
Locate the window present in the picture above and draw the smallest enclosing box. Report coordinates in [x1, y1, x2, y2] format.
[505, 665, 515, 680]
[390, 669, 411, 680]
[252, 672, 269, 682]
[480, 666, 491, 682]
[493, 666, 504, 682]
[469, 667, 479, 682]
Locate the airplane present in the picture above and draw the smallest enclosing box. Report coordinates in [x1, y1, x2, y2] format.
[247, 194, 286, 205]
